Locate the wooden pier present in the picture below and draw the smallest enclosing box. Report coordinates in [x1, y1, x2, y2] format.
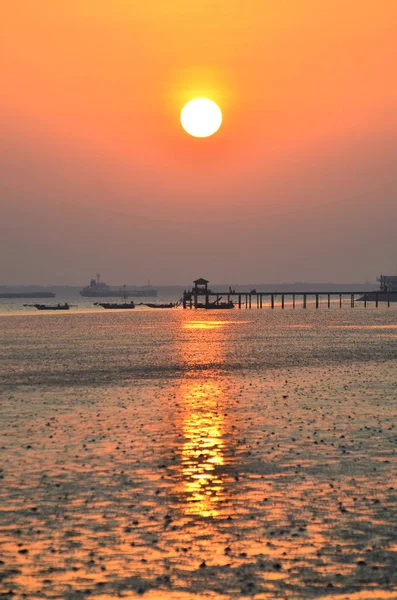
[182, 279, 397, 309]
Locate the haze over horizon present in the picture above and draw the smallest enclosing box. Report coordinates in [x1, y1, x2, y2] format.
[1, 1, 397, 286]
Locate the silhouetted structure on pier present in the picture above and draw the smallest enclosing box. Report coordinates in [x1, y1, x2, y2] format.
[192, 278, 210, 294]
[378, 275, 397, 292]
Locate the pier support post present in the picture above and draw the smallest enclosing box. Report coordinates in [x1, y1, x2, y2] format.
[281, 294, 285, 309]
[316, 294, 319, 309]
[271, 294, 274, 309]
[339, 294, 342, 309]
[388, 294, 390, 308]
[376, 293, 379, 308]
[328, 294, 331, 309]
[364, 294, 367, 308]
[249, 295, 252, 309]
[351, 294, 354, 308]
[238, 295, 241, 309]
[293, 294, 295, 309]
[260, 295, 263, 309]
[194, 294, 198, 308]
[303, 294, 307, 309]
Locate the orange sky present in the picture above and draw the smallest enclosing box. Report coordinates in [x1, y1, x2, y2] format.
[1, 1, 397, 284]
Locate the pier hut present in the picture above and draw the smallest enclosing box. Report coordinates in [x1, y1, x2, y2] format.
[192, 278, 210, 294]
[190, 278, 211, 308]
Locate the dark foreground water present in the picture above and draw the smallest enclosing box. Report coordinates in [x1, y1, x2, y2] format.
[0, 308, 396, 599]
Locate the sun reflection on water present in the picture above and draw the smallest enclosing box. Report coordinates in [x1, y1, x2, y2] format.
[182, 320, 228, 330]
[180, 381, 225, 517]
[177, 317, 232, 517]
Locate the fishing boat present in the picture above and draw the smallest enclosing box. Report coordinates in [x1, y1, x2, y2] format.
[24, 303, 70, 311]
[196, 300, 234, 310]
[94, 301, 135, 310]
[93, 285, 136, 309]
[145, 302, 177, 309]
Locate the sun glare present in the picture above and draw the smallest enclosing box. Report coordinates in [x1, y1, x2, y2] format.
[180, 98, 222, 138]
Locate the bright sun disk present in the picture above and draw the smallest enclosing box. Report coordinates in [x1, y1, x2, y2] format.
[180, 98, 222, 138]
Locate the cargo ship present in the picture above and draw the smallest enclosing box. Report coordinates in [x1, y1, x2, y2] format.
[80, 274, 158, 298]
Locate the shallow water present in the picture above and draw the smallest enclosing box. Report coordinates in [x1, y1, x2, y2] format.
[0, 308, 396, 599]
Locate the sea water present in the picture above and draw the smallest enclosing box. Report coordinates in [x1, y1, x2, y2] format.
[0, 307, 396, 598]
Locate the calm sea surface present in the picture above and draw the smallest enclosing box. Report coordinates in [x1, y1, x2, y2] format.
[0, 306, 396, 599]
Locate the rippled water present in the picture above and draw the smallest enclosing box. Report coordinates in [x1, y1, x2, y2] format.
[1, 308, 396, 599]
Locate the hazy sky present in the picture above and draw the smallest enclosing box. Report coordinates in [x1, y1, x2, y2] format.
[1, 0, 396, 285]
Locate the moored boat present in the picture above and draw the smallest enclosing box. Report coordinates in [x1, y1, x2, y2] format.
[145, 303, 177, 308]
[357, 292, 397, 303]
[94, 301, 135, 310]
[24, 303, 70, 311]
[196, 300, 234, 310]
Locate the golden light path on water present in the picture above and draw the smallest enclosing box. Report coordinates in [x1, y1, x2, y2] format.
[180, 380, 225, 518]
[178, 320, 229, 518]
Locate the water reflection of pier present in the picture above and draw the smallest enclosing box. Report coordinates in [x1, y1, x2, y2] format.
[183, 278, 397, 309]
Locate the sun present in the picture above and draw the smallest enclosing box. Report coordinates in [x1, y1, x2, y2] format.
[180, 98, 222, 138]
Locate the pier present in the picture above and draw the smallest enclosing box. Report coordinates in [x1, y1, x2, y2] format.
[182, 279, 397, 309]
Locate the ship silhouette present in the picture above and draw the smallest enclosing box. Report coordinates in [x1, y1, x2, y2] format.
[80, 274, 158, 298]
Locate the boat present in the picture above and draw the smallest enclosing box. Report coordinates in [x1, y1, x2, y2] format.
[24, 303, 70, 311]
[145, 303, 177, 309]
[94, 285, 136, 309]
[357, 274, 397, 303]
[94, 301, 135, 310]
[80, 274, 158, 297]
[196, 300, 234, 310]
[357, 292, 397, 303]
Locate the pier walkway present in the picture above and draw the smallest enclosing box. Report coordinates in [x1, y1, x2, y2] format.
[182, 279, 397, 309]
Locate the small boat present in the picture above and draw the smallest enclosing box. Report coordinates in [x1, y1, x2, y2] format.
[24, 303, 70, 311]
[145, 303, 177, 309]
[94, 286, 136, 309]
[94, 301, 135, 310]
[197, 300, 234, 310]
